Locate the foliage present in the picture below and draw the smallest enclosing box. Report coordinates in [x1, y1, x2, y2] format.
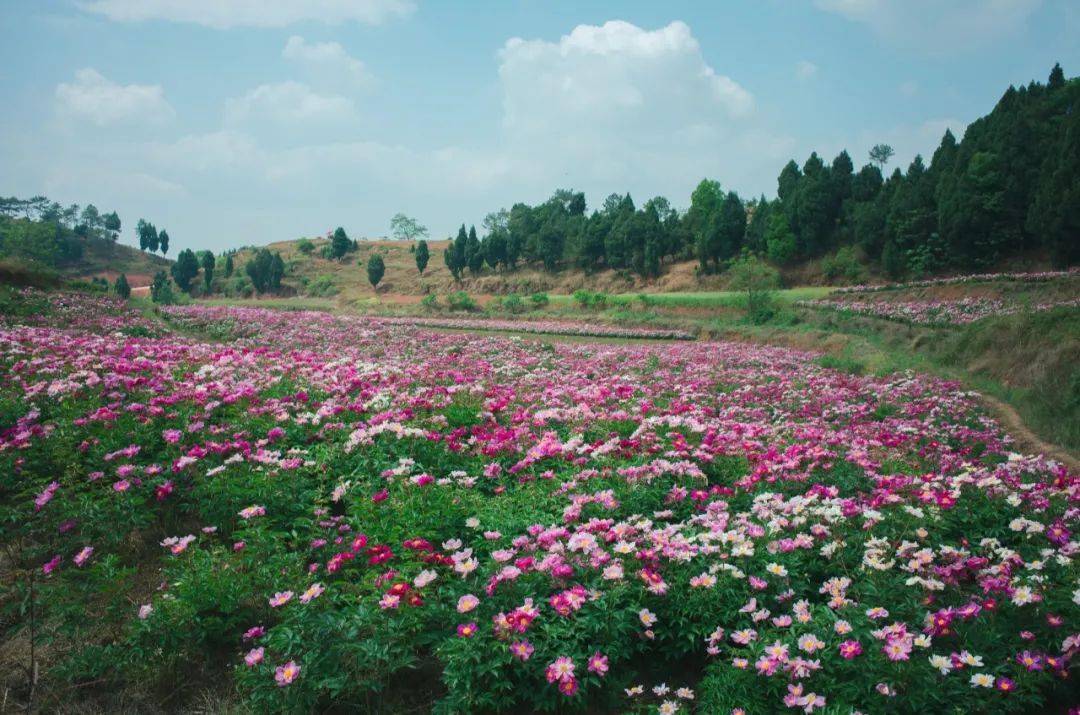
[727, 252, 780, 322]
[150, 270, 175, 304]
[572, 289, 608, 309]
[170, 249, 200, 292]
[390, 213, 428, 242]
[330, 227, 354, 260]
[367, 254, 386, 290]
[200, 251, 215, 293]
[113, 273, 131, 299]
[415, 240, 430, 274]
[446, 291, 476, 311]
[296, 238, 314, 255]
[246, 249, 285, 294]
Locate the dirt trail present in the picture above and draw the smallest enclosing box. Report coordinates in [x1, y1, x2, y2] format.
[979, 394, 1079, 471]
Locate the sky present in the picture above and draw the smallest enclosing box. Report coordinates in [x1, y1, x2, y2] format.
[1, 0, 1078, 253]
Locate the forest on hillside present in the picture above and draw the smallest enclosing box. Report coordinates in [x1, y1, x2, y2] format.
[444, 63, 1078, 281]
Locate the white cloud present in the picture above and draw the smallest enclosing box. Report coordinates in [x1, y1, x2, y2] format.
[77, 0, 414, 29]
[490, 20, 781, 203]
[55, 68, 175, 126]
[224, 81, 356, 124]
[499, 20, 752, 137]
[795, 60, 819, 80]
[814, 0, 1042, 51]
[283, 36, 371, 87]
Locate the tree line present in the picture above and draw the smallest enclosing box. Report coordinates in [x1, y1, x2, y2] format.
[0, 196, 122, 267]
[436, 63, 1076, 280]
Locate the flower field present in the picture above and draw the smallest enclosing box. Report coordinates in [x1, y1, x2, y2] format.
[1, 291, 1077, 713]
[798, 296, 1080, 326]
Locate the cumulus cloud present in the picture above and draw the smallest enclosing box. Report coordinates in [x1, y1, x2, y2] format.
[283, 36, 371, 87]
[490, 20, 783, 204]
[814, 0, 1042, 51]
[77, 0, 414, 29]
[795, 60, 819, 80]
[55, 68, 175, 126]
[224, 81, 356, 124]
[499, 20, 752, 137]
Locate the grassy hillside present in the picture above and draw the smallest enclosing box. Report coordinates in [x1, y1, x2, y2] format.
[226, 237, 867, 302]
[68, 236, 173, 286]
[0, 236, 171, 289]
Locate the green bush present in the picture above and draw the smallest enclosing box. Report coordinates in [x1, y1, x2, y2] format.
[296, 238, 315, 255]
[306, 275, 338, 298]
[502, 293, 525, 314]
[529, 292, 549, 308]
[447, 291, 477, 311]
[421, 294, 439, 310]
[821, 246, 864, 283]
[572, 289, 608, 309]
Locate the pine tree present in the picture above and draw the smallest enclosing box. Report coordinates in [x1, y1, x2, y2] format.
[415, 239, 430, 274]
[367, 254, 385, 290]
[114, 273, 130, 299]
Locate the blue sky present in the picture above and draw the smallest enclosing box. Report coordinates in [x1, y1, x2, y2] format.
[1, 0, 1077, 253]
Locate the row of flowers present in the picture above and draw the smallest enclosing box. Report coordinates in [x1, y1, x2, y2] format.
[798, 296, 1080, 325]
[830, 268, 1079, 295]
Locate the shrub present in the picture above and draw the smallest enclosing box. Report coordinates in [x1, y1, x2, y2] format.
[421, 294, 439, 310]
[573, 289, 608, 309]
[296, 238, 314, 255]
[447, 291, 477, 311]
[529, 292, 549, 308]
[150, 271, 175, 304]
[502, 293, 525, 314]
[821, 246, 864, 283]
[305, 275, 338, 298]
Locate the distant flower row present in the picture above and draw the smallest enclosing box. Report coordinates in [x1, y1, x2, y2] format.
[799, 297, 1080, 325]
[367, 315, 696, 340]
[831, 268, 1078, 295]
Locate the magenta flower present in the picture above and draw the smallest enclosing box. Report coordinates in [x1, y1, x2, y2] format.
[587, 651, 609, 676]
[244, 647, 264, 667]
[509, 640, 534, 661]
[457, 622, 477, 638]
[274, 661, 300, 686]
[73, 546, 94, 567]
[42, 554, 62, 575]
[838, 640, 863, 659]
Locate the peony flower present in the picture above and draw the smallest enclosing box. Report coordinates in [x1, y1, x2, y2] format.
[274, 661, 300, 686]
[587, 651, 608, 676]
[268, 591, 294, 607]
[245, 647, 264, 666]
[73, 546, 94, 567]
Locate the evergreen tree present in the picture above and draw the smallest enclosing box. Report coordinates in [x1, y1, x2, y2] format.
[150, 271, 174, 304]
[224, 253, 234, 278]
[330, 227, 352, 259]
[170, 248, 199, 292]
[415, 239, 430, 274]
[200, 251, 215, 292]
[114, 273, 130, 299]
[465, 225, 483, 275]
[269, 253, 285, 291]
[158, 229, 169, 256]
[367, 254, 385, 290]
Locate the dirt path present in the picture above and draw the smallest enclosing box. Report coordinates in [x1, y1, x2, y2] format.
[979, 394, 1079, 471]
